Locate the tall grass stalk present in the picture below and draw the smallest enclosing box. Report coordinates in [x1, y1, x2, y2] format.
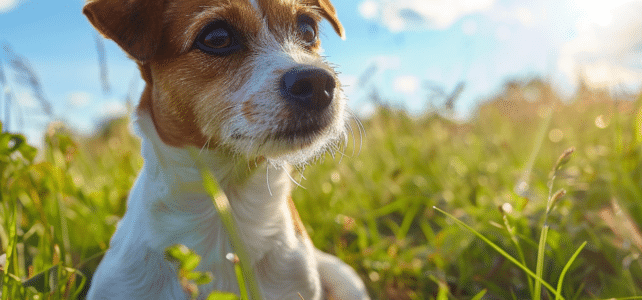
[2, 204, 18, 300]
[2, 43, 52, 117]
[433, 206, 564, 299]
[2, 89, 10, 133]
[501, 213, 533, 295]
[0, 57, 6, 132]
[533, 225, 548, 300]
[94, 35, 111, 95]
[535, 147, 575, 300]
[190, 149, 262, 300]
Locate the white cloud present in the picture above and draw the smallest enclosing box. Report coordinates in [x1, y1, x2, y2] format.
[355, 102, 377, 118]
[373, 55, 401, 70]
[359, 1, 379, 20]
[339, 74, 358, 98]
[359, 0, 495, 32]
[0, 0, 19, 13]
[68, 118, 94, 135]
[67, 92, 92, 108]
[515, 7, 534, 27]
[485, 6, 536, 28]
[573, 0, 636, 28]
[559, 1, 642, 89]
[99, 100, 128, 118]
[394, 75, 420, 95]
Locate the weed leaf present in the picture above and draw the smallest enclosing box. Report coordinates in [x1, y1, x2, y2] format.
[22, 265, 59, 293]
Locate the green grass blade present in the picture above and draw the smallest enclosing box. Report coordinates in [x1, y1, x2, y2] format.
[534, 225, 549, 300]
[429, 275, 449, 300]
[471, 289, 487, 300]
[503, 215, 533, 296]
[556, 242, 586, 300]
[208, 292, 240, 300]
[396, 202, 421, 240]
[433, 206, 564, 300]
[67, 268, 88, 300]
[189, 148, 262, 300]
[21, 265, 59, 293]
[234, 261, 249, 300]
[2, 204, 18, 300]
[200, 168, 262, 300]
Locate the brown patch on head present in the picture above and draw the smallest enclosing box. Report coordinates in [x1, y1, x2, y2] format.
[252, 0, 297, 40]
[253, 0, 344, 40]
[83, 0, 165, 62]
[158, 0, 262, 58]
[139, 0, 260, 147]
[138, 84, 211, 147]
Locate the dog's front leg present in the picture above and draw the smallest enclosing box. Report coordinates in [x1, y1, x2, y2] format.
[315, 250, 370, 300]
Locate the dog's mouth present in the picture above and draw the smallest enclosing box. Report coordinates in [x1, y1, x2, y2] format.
[226, 101, 343, 163]
[275, 109, 333, 139]
[231, 110, 333, 143]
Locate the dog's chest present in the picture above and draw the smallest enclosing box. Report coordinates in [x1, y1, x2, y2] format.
[138, 161, 322, 299]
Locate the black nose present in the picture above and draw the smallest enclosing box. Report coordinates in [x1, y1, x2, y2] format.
[280, 67, 336, 110]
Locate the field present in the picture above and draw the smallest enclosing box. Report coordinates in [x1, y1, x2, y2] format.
[2, 77, 642, 299]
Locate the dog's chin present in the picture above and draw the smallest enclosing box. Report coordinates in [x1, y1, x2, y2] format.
[226, 118, 345, 166]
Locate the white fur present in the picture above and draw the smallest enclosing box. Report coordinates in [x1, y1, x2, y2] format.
[86, 112, 370, 300]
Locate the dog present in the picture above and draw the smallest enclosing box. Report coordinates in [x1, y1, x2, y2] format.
[83, 0, 369, 299]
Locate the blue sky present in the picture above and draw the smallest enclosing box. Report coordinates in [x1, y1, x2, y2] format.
[1, 0, 642, 146]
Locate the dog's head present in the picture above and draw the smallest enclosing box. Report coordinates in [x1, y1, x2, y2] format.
[84, 0, 347, 165]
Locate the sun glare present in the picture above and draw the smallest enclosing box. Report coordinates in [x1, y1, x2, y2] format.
[573, 0, 637, 26]
[0, 0, 18, 13]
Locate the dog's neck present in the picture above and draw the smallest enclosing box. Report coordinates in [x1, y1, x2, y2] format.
[134, 107, 258, 193]
[132, 110, 301, 264]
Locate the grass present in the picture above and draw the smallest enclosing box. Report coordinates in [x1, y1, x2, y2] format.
[194, 152, 261, 300]
[1, 72, 642, 299]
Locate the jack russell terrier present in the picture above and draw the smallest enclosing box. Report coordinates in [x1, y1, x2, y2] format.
[83, 0, 369, 299]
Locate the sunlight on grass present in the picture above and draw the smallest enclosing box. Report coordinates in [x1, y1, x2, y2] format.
[2, 78, 642, 299]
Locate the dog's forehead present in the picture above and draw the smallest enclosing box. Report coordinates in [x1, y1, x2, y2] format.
[163, 0, 319, 53]
[165, 0, 312, 28]
[249, 0, 298, 12]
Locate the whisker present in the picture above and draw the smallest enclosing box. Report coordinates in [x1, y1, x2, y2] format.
[199, 139, 210, 156]
[284, 167, 306, 190]
[266, 163, 273, 197]
[336, 145, 347, 164]
[296, 166, 307, 181]
[350, 111, 365, 156]
[345, 121, 356, 157]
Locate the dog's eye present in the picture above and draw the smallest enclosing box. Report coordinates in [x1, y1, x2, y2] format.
[204, 28, 232, 48]
[298, 15, 317, 46]
[194, 21, 241, 55]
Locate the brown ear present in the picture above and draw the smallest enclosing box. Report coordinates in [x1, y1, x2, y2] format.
[83, 0, 166, 62]
[316, 0, 345, 40]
